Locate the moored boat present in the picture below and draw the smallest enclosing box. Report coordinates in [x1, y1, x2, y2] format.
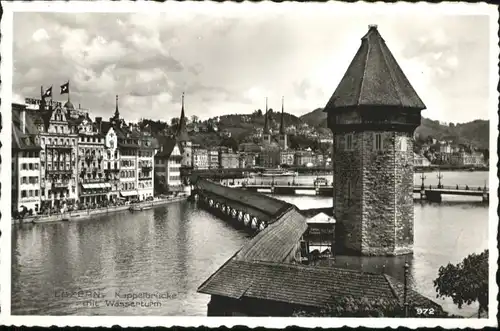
[261, 168, 296, 177]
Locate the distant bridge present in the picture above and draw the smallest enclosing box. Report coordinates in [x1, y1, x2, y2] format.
[413, 185, 489, 202]
[243, 184, 333, 196]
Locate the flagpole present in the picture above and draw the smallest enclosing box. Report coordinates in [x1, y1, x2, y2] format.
[67, 80, 70, 103]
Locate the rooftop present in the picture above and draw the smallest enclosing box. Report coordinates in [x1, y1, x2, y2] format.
[324, 25, 426, 111]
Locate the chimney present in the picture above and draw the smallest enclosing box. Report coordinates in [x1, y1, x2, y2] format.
[95, 117, 102, 132]
[79, 103, 81, 109]
[21, 108, 26, 134]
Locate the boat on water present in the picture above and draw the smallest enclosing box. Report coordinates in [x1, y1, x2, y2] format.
[129, 204, 153, 212]
[261, 168, 297, 177]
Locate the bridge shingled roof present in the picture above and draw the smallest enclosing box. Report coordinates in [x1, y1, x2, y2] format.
[194, 178, 292, 219]
[198, 259, 443, 312]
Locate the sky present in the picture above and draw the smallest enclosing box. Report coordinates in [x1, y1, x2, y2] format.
[12, 5, 493, 124]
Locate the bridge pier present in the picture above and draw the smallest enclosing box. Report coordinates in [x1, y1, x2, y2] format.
[425, 190, 442, 203]
[244, 214, 251, 227]
[483, 192, 489, 203]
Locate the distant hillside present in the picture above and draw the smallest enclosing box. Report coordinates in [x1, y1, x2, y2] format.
[299, 108, 327, 128]
[300, 108, 489, 149]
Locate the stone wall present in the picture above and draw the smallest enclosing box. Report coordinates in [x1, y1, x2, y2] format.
[333, 130, 414, 256]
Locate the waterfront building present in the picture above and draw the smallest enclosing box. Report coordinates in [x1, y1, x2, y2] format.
[294, 150, 313, 166]
[280, 150, 295, 166]
[414, 153, 431, 167]
[450, 151, 485, 166]
[154, 137, 183, 193]
[12, 103, 42, 213]
[238, 152, 256, 168]
[137, 131, 155, 200]
[324, 25, 425, 256]
[108, 96, 140, 201]
[177, 93, 193, 168]
[208, 149, 220, 169]
[219, 147, 239, 169]
[100, 120, 121, 202]
[36, 99, 79, 211]
[76, 114, 110, 206]
[192, 145, 209, 169]
[259, 143, 281, 168]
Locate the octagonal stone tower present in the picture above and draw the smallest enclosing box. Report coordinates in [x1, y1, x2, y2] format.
[324, 25, 425, 256]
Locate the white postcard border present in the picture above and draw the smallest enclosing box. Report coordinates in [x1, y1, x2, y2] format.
[1, 1, 498, 328]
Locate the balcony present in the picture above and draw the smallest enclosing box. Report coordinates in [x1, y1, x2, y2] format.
[46, 144, 72, 150]
[47, 169, 73, 175]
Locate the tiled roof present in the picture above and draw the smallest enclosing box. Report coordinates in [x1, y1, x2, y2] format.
[156, 136, 178, 158]
[324, 25, 426, 111]
[12, 104, 41, 151]
[198, 259, 442, 310]
[235, 207, 307, 262]
[194, 178, 291, 220]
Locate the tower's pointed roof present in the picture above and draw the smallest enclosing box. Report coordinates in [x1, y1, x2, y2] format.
[114, 95, 120, 118]
[324, 25, 426, 112]
[177, 92, 190, 142]
[279, 96, 285, 135]
[263, 97, 270, 134]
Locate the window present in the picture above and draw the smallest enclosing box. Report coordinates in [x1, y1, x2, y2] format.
[35, 190, 39, 197]
[347, 179, 352, 201]
[400, 137, 407, 152]
[21, 190, 27, 198]
[374, 133, 383, 151]
[345, 134, 353, 151]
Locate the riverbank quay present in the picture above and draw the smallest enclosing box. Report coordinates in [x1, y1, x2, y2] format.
[196, 180, 444, 316]
[12, 195, 188, 225]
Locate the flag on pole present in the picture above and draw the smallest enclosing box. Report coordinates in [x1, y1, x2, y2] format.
[60, 81, 70, 94]
[42, 86, 52, 98]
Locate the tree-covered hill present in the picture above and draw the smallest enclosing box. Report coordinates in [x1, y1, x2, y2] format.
[299, 108, 489, 149]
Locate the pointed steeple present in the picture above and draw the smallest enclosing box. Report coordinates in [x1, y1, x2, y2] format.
[114, 95, 120, 119]
[177, 92, 189, 142]
[263, 97, 269, 134]
[279, 96, 285, 135]
[324, 24, 426, 112]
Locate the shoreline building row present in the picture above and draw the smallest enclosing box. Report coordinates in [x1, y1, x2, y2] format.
[12, 95, 186, 214]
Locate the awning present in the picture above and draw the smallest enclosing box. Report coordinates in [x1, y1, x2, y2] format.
[103, 183, 112, 188]
[81, 184, 92, 189]
[120, 191, 138, 197]
[82, 183, 109, 190]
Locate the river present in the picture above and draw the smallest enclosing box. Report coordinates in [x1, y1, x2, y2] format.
[11, 171, 489, 316]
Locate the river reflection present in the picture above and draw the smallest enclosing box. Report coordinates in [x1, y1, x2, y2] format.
[12, 172, 489, 317]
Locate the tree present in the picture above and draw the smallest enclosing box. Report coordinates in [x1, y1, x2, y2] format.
[434, 249, 489, 317]
[191, 115, 199, 124]
[257, 109, 263, 117]
[171, 117, 180, 127]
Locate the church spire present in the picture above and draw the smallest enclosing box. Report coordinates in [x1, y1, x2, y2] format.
[263, 97, 269, 133]
[114, 95, 119, 119]
[177, 92, 189, 142]
[279, 96, 285, 135]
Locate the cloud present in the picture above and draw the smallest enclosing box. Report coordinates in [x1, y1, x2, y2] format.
[12, 11, 492, 123]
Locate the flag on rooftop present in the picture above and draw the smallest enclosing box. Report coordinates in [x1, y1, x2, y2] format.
[42, 86, 52, 98]
[60, 81, 69, 95]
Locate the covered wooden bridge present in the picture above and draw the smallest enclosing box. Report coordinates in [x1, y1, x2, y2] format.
[191, 177, 293, 232]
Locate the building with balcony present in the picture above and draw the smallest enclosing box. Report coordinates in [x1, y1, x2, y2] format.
[208, 149, 220, 169]
[33, 100, 79, 211]
[99, 119, 121, 202]
[76, 115, 110, 206]
[219, 148, 239, 169]
[137, 131, 155, 201]
[12, 103, 42, 213]
[192, 146, 209, 170]
[280, 150, 295, 166]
